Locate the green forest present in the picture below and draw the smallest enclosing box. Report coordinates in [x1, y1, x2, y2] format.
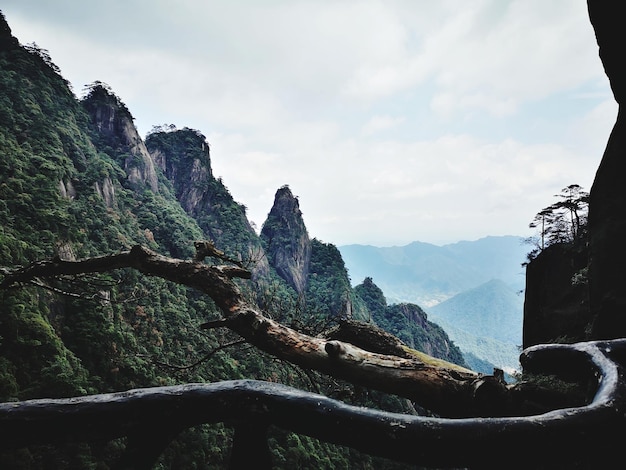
[0, 11, 468, 469]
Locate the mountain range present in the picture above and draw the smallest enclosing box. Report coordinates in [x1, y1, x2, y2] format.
[339, 237, 528, 373]
[0, 12, 472, 466]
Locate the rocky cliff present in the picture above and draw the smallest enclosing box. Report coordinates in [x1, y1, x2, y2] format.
[522, 2, 626, 345]
[523, 242, 590, 348]
[145, 127, 267, 272]
[260, 185, 311, 295]
[587, 1, 626, 340]
[82, 84, 158, 193]
[146, 127, 212, 215]
[354, 278, 466, 367]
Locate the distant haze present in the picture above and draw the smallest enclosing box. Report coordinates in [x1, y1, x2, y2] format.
[340, 236, 527, 374]
[339, 235, 528, 306]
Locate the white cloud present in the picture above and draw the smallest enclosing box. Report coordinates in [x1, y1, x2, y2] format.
[1, 0, 615, 247]
[361, 115, 406, 135]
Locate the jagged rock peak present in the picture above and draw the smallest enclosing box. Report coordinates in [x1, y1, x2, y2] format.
[146, 126, 212, 215]
[82, 82, 158, 192]
[144, 126, 266, 276]
[261, 185, 311, 295]
[588, 1, 625, 105]
[267, 185, 304, 223]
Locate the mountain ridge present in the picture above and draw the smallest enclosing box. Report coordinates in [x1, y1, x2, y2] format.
[339, 235, 528, 307]
[339, 238, 527, 373]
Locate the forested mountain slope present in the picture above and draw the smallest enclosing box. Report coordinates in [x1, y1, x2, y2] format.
[0, 11, 466, 468]
[340, 237, 527, 375]
[355, 277, 466, 366]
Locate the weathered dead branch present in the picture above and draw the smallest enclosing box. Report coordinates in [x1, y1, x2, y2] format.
[0, 245, 577, 417]
[0, 339, 625, 468]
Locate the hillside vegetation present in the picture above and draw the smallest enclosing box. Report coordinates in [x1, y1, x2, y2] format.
[0, 12, 466, 468]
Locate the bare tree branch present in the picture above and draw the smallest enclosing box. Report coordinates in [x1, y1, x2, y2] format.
[0, 245, 534, 417]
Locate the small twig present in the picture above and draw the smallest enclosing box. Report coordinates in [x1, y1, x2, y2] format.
[28, 278, 85, 298]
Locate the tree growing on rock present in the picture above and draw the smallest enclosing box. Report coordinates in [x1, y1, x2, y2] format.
[526, 184, 589, 260]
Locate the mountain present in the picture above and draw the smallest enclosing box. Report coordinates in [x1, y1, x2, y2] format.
[0, 12, 466, 467]
[426, 279, 524, 374]
[428, 279, 523, 345]
[260, 185, 311, 295]
[354, 278, 466, 366]
[432, 323, 520, 376]
[145, 126, 265, 265]
[339, 236, 528, 306]
[340, 238, 528, 374]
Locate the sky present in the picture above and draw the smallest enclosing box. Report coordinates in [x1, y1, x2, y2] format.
[1, 0, 617, 247]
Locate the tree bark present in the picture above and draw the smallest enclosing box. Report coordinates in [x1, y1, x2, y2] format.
[0, 245, 555, 417]
[0, 342, 624, 470]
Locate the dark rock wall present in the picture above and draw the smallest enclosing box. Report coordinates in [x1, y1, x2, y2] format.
[522, 243, 590, 348]
[587, 1, 626, 339]
[522, 1, 626, 345]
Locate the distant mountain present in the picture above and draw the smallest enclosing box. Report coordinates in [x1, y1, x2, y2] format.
[436, 322, 520, 376]
[339, 237, 528, 374]
[354, 278, 466, 367]
[339, 236, 528, 307]
[426, 279, 524, 374]
[427, 279, 523, 345]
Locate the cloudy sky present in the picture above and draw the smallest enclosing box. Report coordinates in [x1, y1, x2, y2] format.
[2, 0, 617, 247]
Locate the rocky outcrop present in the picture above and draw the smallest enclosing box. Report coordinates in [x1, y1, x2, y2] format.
[148, 129, 212, 216]
[145, 128, 270, 280]
[94, 177, 116, 209]
[386, 303, 451, 358]
[83, 85, 158, 193]
[58, 180, 76, 200]
[523, 2, 626, 344]
[394, 303, 429, 330]
[260, 186, 311, 295]
[522, 243, 590, 348]
[355, 278, 466, 366]
[587, 1, 626, 339]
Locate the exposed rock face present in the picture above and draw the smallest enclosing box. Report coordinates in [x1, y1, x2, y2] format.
[59, 180, 76, 200]
[522, 243, 590, 348]
[149, 130, 212, 215]
[145, 128, 269, 276]
[523, 2, 626, 344]
[587, 1, 626, 339]
[354, 277, 465, 366]
[386, 303, 448, 358]
[83, 86, 158, 193]
[394, 303, 428, 330]
[94, 177, 116, 209]
[260, 186, 311, 295]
